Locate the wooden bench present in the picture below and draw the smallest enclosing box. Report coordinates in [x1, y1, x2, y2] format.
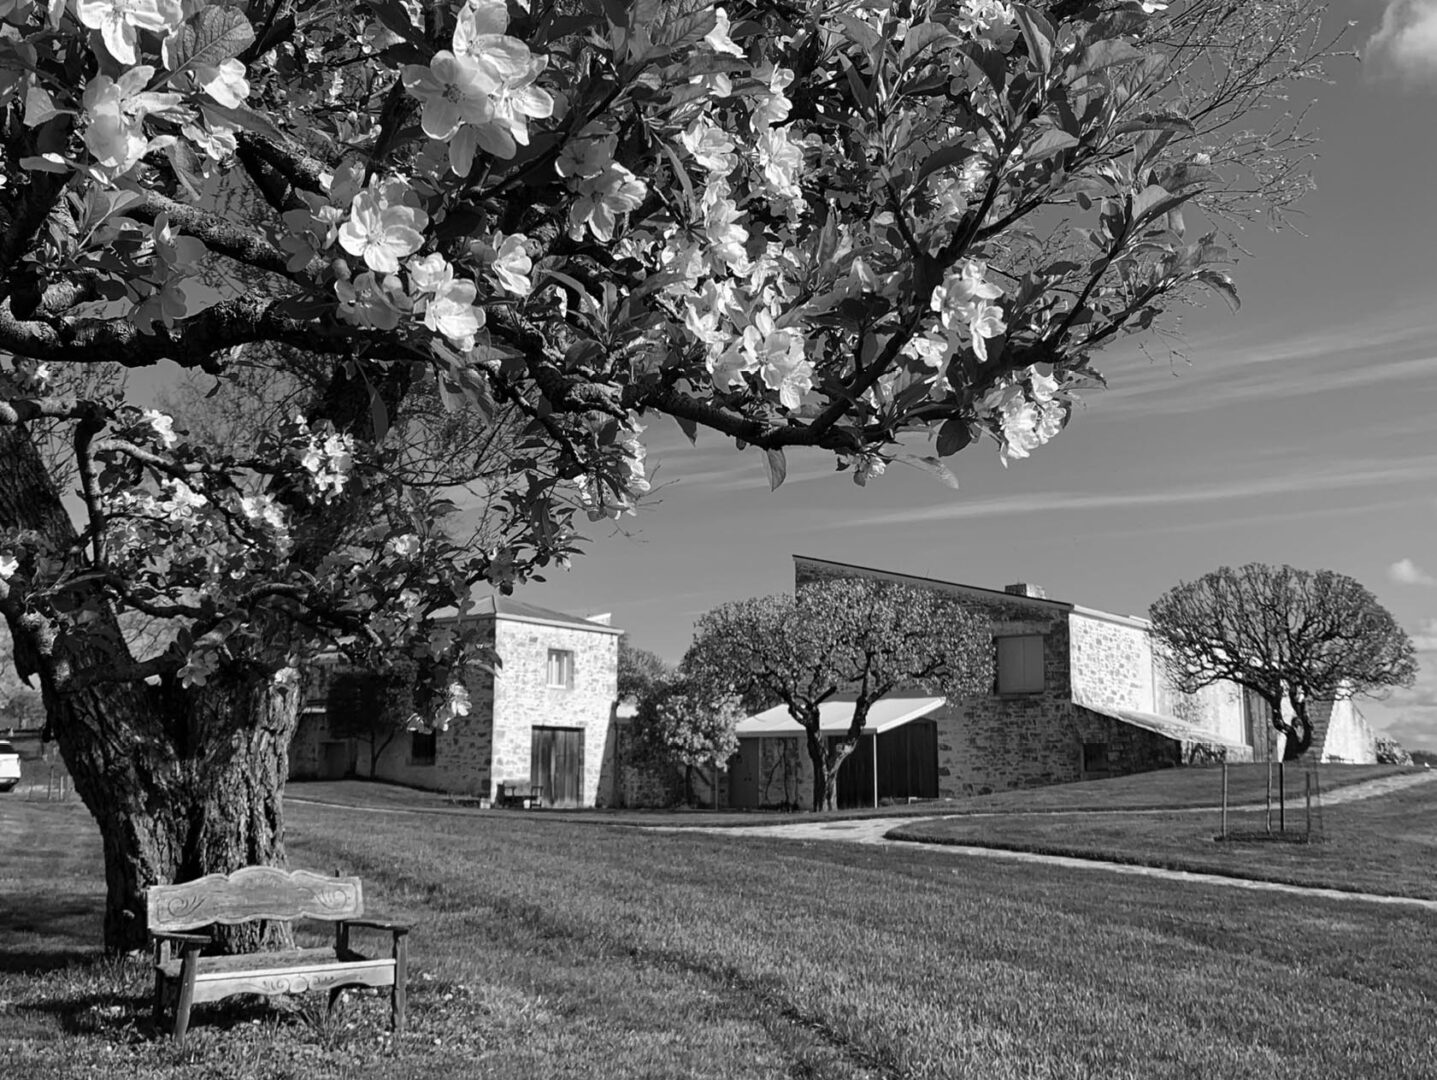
[147, 866, 409, 1047]
[496, 780, 542, 808]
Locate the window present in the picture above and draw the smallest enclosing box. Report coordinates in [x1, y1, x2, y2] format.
[547, 649, 575, 689]
[996, 635, 1044, 694]
[411, 730, 436, 766]
[1082, 742, 1109, 774]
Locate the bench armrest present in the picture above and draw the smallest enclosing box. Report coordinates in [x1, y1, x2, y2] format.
[341, 919, 411, 936]
[151, 931, 211, 946]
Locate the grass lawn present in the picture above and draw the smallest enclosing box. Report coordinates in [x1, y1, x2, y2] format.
[287, 763, 1413, 828]
[890, 773, 1437, 899]
[3, 792, 1436, 1079]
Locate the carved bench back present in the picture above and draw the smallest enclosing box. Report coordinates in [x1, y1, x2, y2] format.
[148, 867, 364, 933]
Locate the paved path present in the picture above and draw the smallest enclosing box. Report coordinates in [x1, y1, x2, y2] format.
[678, 771, 1437, 911]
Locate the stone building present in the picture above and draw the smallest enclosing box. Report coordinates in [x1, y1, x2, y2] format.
[788, 556, 1263, 800]
[289, 596, 623, 807]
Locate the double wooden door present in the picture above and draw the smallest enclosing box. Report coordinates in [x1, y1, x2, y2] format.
[531, 726, 584, 808]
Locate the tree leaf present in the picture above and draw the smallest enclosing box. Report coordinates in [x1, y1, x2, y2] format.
[1114, 112, 1195, 136]
[652, 0, 714, 58]
[763, 448, 786, 491]
[169, 8, 256, 82]
[913, 141, 977, 190]
[959, 40, 1006, 95]
[1131, 183, 1193, 225]
[935, 418, 972, 458]
[1071, 38, 1145, 78]
[1012, 5, 1055, 75]
[1026, 128, 1078, 161]
[1196, 270, 1240, 311]
[898, 21, 956, 68]
[896, 453, 960, 489]
[23, 82, 66, 128]
[836, 12, 882, 56]
[200, 102, 287, 144]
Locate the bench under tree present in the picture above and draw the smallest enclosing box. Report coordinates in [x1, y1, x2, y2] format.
[147, 867, 409, 1047]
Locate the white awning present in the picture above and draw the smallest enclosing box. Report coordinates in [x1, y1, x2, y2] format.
[735, 697, 945, 738]
[1079, 703, 1249, 750]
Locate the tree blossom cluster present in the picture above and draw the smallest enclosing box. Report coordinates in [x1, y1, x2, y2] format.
[0, 0, 1298, 720]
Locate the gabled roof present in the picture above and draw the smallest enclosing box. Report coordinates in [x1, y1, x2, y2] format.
[792, 554, 1150, 628]
[471, 595, 624, 635]
[735, 696, 945, 738]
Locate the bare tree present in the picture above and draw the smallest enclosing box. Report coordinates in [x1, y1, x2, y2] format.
[1149, 565, 1417, 760]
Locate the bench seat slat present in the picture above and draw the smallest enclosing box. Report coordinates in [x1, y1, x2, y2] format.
[154, 946, 373, 978]
[173, 959, 396, 1004]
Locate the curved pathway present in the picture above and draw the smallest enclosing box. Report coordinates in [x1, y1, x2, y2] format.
[679, 770, 1437, 911]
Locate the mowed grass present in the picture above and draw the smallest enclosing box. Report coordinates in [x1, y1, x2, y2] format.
[2, 792, 1436, 1079]
[287, 764, 1411, 827]
[891, 772, 1437, 899]
[937, 763, 1409, 815]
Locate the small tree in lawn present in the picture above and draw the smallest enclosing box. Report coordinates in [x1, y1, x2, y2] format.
[686, 579, 990, 811]
[1150, 565, 1417, 761]
[632, 678, 742, 807]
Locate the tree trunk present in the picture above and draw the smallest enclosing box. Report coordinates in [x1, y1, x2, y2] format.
[0, 420, 303, 953]
[824, 736, 861, 812]
[48, 661, 301, 953]
[1279, 706, 1313, 762]
[805, 729, 830, 812]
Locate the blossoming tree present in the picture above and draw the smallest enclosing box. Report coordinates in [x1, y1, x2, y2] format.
[684, 578, 992, 811]
[0, 0, 1340, 949]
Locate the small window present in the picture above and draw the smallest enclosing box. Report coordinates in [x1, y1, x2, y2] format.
[1082, 742, 1109, 774]
[411, 730, 436, 766]
[996, 635, 1044, 694]
[547, 649, 574, 689]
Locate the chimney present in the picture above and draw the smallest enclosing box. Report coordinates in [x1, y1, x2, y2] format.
[1004, 583, 1046, 599]
[586, 612, 613, 625]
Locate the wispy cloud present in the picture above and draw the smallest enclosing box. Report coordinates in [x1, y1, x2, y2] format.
[1366, 1, 1437, 85]
[1389, 558, 1437, 587]
[841, 457, 1437, 527]
[1092, 319, 1437, 416]
[1079, 497, 1416, 541]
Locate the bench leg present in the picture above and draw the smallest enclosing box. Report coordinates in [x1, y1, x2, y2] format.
[152, 971, 168, 1030]
[392, 935, 408, 1034]
[328, 987, 345, 1016]
[173, 950, 199, 1049]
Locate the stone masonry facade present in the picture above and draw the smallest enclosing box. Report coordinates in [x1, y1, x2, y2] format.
[290, 602, 622, 805]
[793, 556, 1251, 798]
[489, 616, 620, 807]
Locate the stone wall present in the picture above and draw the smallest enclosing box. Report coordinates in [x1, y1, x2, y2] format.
[1068, 612, 1156, 714]
[490, 616, 620, 807]
[288, 612, 622, 804]
[792, 556, 1249, 797]
[1306, 698, 1377, 764]
[1151, 646, 1248, 746]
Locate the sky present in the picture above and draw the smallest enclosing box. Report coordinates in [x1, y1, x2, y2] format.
[509, 0, 1437, 751]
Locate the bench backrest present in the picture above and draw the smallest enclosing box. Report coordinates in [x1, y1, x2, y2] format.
[147, 867, 364, 933]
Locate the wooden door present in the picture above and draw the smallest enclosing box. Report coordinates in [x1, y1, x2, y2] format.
[831, 734, 876, 810]
[531, 727, 584, 808]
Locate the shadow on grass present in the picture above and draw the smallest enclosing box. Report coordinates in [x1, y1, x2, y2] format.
[0, 894, 105, 975]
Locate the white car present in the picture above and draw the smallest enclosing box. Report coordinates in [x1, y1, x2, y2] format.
[0, 741, 20, 792]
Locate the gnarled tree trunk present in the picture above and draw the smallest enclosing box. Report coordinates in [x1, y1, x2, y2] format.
[0, 421, 299, 953]
[40, 639, 301, 953]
